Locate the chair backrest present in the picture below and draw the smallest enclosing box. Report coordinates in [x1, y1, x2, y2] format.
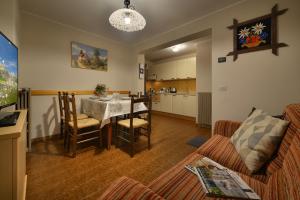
[128, 95, 152, 127]
[58, 91, 65, 119]
[128, 91, 143, 98]
[63, 92, 79, 130]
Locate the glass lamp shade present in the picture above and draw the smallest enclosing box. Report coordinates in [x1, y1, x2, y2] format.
[109, 8, 146, 32]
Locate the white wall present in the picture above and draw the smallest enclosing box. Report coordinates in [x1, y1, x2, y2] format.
[19, 12, 136, 139]
[0, 0, 19, 45]
[196, 40, 212, 93]
[196, 40, 212, 123]
[135, 0, 300, 126]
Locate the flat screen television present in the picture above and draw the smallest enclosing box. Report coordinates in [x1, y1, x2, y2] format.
[0, 32, 18, 109]
[0, 32, 19, 127]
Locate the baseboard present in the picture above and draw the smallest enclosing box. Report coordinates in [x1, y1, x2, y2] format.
[152, 111, 196, 122]
[31, 133, 60, 143]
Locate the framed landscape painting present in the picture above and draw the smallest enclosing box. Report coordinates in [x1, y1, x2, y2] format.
[71, 42, 108, 71]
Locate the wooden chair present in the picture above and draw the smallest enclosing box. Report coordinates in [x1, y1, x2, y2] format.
[63, 93, 103, 157]
[128, 91, 143, 98]
[58, 91, 88, 147]
[116, 96, 152, 157]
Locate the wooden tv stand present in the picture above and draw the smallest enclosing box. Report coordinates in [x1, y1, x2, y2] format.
[0, 110, 27, 200]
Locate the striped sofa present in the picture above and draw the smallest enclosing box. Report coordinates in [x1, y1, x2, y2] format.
[100, 104, 300, 200]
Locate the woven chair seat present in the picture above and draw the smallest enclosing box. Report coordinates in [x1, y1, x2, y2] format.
[68, 118, 100, 129]
[118, 118, 148, 128]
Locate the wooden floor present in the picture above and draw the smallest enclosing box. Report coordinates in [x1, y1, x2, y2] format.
[26, 114, 211, 200]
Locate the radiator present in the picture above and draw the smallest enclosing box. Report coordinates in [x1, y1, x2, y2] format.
[198, 92, 212, 128]
[16, 88, 32, 151]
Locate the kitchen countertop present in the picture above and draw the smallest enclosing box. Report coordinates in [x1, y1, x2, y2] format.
[155, 92, 196, 96]
[151, 92, 196, 103]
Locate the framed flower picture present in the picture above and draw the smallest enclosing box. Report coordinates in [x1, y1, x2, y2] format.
[227, 4, 288, 61]
[237, 18, 271, 51]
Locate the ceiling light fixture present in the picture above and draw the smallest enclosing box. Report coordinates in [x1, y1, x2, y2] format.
[109, 0, 146, 32]
[171, 44, 186, 52]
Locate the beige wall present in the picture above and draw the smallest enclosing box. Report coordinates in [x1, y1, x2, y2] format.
[0, 0, 19, 45]
[196, 40, 212, 93]
[196, 40, 212, 123]
[135, 0, 300, 126]
[19, 12, 136, 139]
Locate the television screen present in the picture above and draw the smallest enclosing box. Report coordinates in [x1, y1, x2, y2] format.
[0, 32, 18, 109]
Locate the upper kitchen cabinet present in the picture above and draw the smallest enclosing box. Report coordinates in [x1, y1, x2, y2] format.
[148, 56, 196, 81]
[176, 57, 196, 79]
[155, 62, 177, 80]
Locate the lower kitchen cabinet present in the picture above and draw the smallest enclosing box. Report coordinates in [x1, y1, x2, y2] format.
[182, 95, 196, 117]
[154, 94, 196, 117]
[172, 94, 184, 115]
[160, 94, 173, 113]
[152, 101, 161, 111]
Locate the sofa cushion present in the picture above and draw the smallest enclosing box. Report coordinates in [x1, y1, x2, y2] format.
[213, 120, 242, 138]
[279, 133, 300, 199]
[148, 152, 266, 199]
[230, 109, 289, 173]
[197, 135, 270, 183]
[99, 176, 164, 200]
[262, 134, 300, 200]
[265, 103, 300, 174]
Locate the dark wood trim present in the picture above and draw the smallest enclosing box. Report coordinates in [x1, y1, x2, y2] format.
[31, 90, 130, 96]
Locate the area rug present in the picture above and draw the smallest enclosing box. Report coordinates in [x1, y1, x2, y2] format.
[186, 136, 208, 148]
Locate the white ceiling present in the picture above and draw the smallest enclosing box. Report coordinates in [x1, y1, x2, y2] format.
[20, 0, 242, 44]
[145, 38, 210, 62]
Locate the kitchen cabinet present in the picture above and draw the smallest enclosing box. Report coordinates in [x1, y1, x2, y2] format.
[176, 57, 196, 79]
[172, 94, 184, 115]
[160, 94, 172, 113]
[155, 63, 176, 80]
[158, 94, 196, 117]
[182, 95, 197, 117]
[152, 101, 161, 111]
[148, 57, 196, 81]
[172, 95, 196, 117]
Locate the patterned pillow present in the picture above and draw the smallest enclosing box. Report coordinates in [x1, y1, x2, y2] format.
[230, 109, 289, 173]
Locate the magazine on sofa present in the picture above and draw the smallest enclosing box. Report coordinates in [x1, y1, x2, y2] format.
[185, 157, 260, 200]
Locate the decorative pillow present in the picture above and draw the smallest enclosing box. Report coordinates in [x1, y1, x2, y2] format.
[230, 109, 289, 173]
[248, 106, 284, 119]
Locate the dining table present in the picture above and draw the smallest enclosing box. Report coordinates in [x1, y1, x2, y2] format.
[81, 96, 148, 149]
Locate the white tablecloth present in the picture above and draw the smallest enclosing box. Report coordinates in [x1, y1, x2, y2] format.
[81, 98, 148, 127]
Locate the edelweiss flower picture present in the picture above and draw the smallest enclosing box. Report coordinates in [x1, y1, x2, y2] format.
[237, 18, 271, 50]
[227, 4, 288, 61]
